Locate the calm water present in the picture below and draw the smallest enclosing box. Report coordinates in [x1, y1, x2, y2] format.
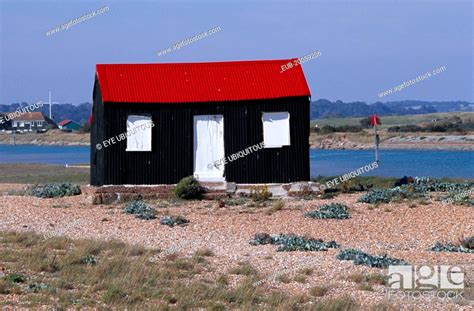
[310, 149, 473, 179]
[0, 145, 89, 165]
[0, 145, 472, 178]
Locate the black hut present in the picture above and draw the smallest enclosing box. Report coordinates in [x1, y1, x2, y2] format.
[91, 60, 311, 186]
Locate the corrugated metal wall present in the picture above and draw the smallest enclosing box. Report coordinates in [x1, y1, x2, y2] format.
[91, 91, 309, 185]
[91, 79, 105, 186]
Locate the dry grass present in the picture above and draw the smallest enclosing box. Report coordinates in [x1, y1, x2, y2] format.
[194, 248, 214, 257]
[298, 267, 314, 276]
[228, 262, 258, 276]
[293, 275, 307, 284]
[0, 231, 313, 309]
[276, 274, 291, 284]
[348, 273, 387, 292]
[1, 188, 472, 309]
[0, 231, 366, 309]
[265, 199, 285, 215]
[310, 285, 330, 297]
[0, 164, 89, 184]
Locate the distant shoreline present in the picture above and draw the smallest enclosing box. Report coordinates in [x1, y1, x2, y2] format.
[1, 130, 473, 151]
[310, 133, 474, 151]
[0, 142, 89, 146]
[1, 142, 472, 151]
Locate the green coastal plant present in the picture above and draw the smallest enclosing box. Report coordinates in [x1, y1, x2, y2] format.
[123, 200, 156, 220]
[304, 203, 350, 219]
[4, 273, 26, 284]
[27, 283, 52, 292]
[159, 215, 189, 227]
[336, 248, 408, 268]
[28, 183, 81, 198]
[250, 185, 272, 202]
[357, 187, 415, 204]
[429, 241, 474, 254]
[358, 177, 472, 204]
[250, 233, 339, 252]
[79, 255, 98, 265]
[173, 176, 205, 200]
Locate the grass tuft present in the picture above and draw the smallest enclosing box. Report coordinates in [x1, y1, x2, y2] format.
[310, 284, 330, 297]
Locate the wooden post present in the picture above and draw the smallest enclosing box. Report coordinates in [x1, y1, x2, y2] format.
[374, 124, 379, 162]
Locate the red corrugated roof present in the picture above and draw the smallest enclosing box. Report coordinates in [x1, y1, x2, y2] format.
[11, 112, 45, 121]
[58, 119, 72, 126]
[96, 59, 311, 104]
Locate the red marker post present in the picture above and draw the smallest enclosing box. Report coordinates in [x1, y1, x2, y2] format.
[370, 114, 380, 162]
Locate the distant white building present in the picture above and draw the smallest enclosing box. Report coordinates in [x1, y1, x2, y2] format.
[11, 112, 50, 132]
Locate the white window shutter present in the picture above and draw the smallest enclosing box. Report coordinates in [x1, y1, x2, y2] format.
[262, 112, 290, 148]
[126, 115, 153, 151]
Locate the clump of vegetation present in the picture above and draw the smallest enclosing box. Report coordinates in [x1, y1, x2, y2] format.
[388, 116, 474, 133]
[228, 262, 258, 276]
[336, 248, 408, 268]
[4, 273, 26, 284]
[250, 233, 339, 252]
[387, 124, 423, 133]
[412, 177, 471, 192]
[316, 296, 360, 310]
[319, 191, 338, 199]
[123, 200, 156, 220]
[429, 241, 474, 254]
[102, 286, 127, 304]
[394, 176, 415, 187]
[28, 183, 81, 198]
[194, 248, 214, 257]
[223, 197, 249, 206]
[173, 176, 205, 200]
[52, 203, 70, 208]
[250, 185, 272, 202]
[79, 255, 98, 265]
[305, 203, 350, 219]
[358, 177, 472, 204]
[357, 187, 421, 204]
[276, 274, 291, 283]
[312, 176, 398, 193]
[294, 183, 316, 199]
[310, 285, 330, 297]
[27, 283, 52, 292]
[266, 200, 284, 215]
[159, 215, 189, 227]
[440, 191, 474, 205]
[348, 273, 386, 288]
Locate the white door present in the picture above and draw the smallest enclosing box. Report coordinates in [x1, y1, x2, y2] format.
[193, 115, 225, 181]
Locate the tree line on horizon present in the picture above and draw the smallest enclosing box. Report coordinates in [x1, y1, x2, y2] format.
[0, 99, 472, 124]
[310, 99, 473, 119]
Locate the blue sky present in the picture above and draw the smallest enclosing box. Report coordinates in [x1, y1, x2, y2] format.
[0, 0, 472, 105]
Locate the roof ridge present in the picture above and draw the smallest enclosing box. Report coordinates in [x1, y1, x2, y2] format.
[96, 58, 299, 67]
[95, 59, 311, 104]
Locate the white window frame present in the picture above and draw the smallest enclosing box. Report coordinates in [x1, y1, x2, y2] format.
[262, 111, 291, 148]
[126, 115, 153, 152]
